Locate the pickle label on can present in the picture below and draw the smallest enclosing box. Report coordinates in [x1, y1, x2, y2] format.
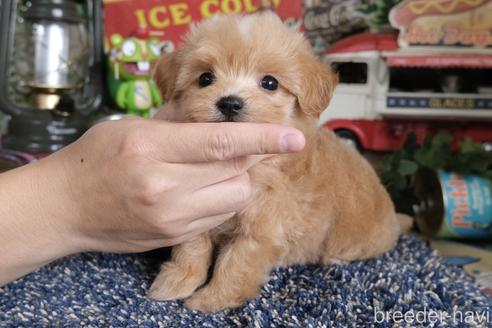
[440, 171, 492, 238]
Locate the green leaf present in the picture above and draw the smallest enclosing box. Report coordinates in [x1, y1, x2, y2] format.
[414, 132, 454, 170]
[393, 174, 407, 190]
[363, 0, 404, 28]
[402, 132, 419, 156]
[431, 131, 453, 148]
[460, 138, 484, 154]
[397, 159, 418, 176]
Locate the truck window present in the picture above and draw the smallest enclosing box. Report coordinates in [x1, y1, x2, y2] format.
[331, 62, 368, 84]
[389, 67, 492, 94]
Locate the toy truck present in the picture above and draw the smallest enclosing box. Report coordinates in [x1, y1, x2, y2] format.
[320, 31, 492, 152]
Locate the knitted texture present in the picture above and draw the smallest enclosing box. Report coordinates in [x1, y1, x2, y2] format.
[1, 235, 490, 327]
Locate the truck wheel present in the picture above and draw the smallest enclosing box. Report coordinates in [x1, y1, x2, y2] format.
[335, 130, 362, 152]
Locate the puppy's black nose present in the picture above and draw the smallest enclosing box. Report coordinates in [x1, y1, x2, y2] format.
[216, 95, 244, 117]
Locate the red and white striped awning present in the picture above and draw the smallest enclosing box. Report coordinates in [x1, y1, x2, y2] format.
[387, 55, 492, 68]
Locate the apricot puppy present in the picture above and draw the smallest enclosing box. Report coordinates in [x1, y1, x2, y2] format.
[149, 13, 410, 313]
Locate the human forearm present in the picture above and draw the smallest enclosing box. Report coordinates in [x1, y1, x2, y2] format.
[0, 155, 82, 286]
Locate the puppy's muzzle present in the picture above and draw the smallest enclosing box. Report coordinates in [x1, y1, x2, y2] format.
[216, 95, 244, 118]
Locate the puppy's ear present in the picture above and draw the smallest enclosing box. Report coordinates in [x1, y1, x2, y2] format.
[151, 52, 179, 101]
[295, 54, 338, 117]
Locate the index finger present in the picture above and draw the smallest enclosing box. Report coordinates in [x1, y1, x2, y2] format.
[148, 121, 305, 163]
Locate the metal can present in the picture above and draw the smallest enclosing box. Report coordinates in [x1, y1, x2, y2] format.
[413, 169, 492, 239]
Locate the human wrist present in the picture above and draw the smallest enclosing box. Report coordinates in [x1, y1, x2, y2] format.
[31, 149, 89, 255]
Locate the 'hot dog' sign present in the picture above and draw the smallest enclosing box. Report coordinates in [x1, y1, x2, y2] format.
[390, 0, 492, 48]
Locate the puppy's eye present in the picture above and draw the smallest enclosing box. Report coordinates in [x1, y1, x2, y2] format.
[198, 72, 215, 87]
[261, 75, 278, 91]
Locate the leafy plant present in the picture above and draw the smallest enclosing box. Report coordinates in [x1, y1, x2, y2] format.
[359, 0, 404, 30]
[381, 132, 492, 214]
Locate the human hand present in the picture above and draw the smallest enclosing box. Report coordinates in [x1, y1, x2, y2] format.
[49, 116, 305, 253]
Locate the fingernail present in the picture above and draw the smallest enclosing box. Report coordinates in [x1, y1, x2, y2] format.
[282, 133, 305, 152]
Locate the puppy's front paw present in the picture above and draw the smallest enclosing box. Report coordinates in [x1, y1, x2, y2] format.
[147, 263, 206, 301]
[185, 286, 246, 313]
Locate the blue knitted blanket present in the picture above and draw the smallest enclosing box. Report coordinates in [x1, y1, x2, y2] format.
[1, 235, 490, 327]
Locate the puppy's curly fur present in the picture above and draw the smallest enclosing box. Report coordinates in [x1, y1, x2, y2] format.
[149, 13, 411, 313]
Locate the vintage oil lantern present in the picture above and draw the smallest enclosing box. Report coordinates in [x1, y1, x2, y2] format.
[0, 0, 103, 155]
